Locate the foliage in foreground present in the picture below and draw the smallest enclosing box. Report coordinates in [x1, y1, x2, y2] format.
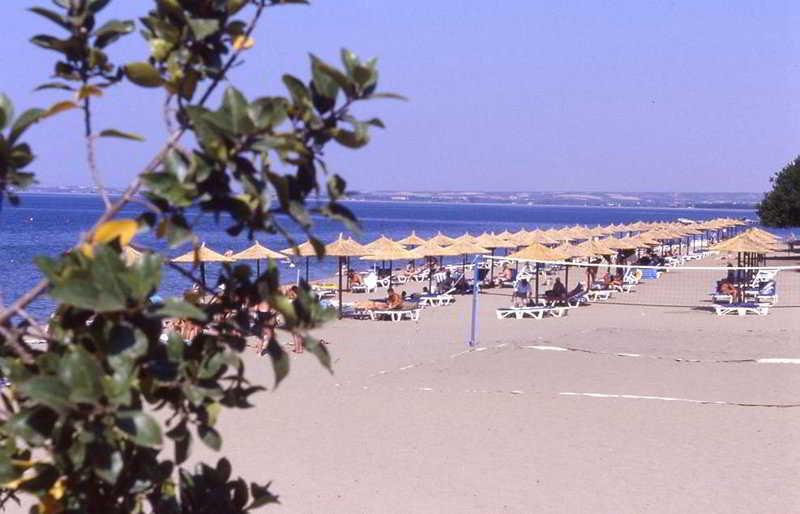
[758, 156, 800, 228]
[0, 0, 400, 512]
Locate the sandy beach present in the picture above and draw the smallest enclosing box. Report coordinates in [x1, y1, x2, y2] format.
[192, 255, 800, 513]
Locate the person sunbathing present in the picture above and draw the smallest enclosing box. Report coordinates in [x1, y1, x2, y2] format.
[717, 279, 739, 301]
[348, 270, 363, 287]
[355, 287, 404, 311]
[602, 272, 621, 287]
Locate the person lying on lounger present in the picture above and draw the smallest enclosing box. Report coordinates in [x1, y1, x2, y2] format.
[348, 270, 363, 287]
[355, 287, 404, 311]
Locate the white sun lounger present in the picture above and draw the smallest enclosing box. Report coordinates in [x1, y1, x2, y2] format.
[585, 289, 613, 302]
[496, 306, 568, 319]
[712, 303, 769, 316]
[369, 308, 421, 322]
[419, 295, 455, 307]
[496, 307, 548, 319]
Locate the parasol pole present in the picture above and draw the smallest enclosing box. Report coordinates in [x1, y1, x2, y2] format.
[337, 256, 343, 319]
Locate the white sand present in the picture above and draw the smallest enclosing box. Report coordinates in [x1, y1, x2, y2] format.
[209, 257, 800, 513]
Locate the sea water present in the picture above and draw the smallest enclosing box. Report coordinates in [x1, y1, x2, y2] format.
[0, 193, 765, 317]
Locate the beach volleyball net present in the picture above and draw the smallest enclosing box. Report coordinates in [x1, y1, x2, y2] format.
[480, 255, 800, 309]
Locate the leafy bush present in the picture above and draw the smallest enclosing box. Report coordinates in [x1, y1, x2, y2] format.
[0, 1, 400, 511]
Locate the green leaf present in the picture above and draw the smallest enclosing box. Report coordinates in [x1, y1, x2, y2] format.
[303, 335, 332, 373]
[332, 127, 369, 149]
[116, 410, 163, 448]
[33, 82, 73, 92]
[264, 338, 289, 387]
[188, 18, 220, 40]
[124, 62, 163, 88]
[18, 376, 70, 412]
[28, 7, 70, 30]
[59, 346, 104, 403]
[282, 74, 312, 108]
[312, 54, 356, 97]
[366, 92, 408, 101]
[197, 425, 222, 451]
[94, 19, 134, 48]
[0, 93, 13, 131]
[248, 97, 288, 130]
[221, 86, 254, 134]
[98, 129, 145, 142]
[8, 109, 44, 145]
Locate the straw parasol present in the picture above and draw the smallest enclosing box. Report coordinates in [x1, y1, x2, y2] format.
[428, 231, 456, 246]
[280, 240, 321, 282]
[506, 244, 567, 303]
[575, 239, 615, 256]
[397, 231, 427, 246]
[446, 240, 490, 275]
[507, 243, 565, 262]
[172, 243, 234, 285]
[454, 232, 478, 244]
[362, 235, 407, 253]
[231, 241, 286, 275]
[475, 232, 516, 249]
[603, 236, 640, 251]
[325, 234, 367, 318]
[524, 229, 559, 246]
[410, 242, 460, 289]
[360, 246, 417, 285]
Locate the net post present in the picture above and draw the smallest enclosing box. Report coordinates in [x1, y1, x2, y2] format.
[468, 254, 481, 348]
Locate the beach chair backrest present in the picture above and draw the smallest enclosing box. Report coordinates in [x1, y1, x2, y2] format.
[364, 273, 378, 290]
[759, 281, 776, 295]
[433, 271, 447, 284]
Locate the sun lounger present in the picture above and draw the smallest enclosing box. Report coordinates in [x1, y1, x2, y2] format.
[369, 308, 421, 322]
[496, 306, 548, 319]
[712, 303, 769, 316]
[496, 305, 568, 319]
[585, 289, 612, 302]
[710, 292, 734, 304]
[419, 294, 455, 307]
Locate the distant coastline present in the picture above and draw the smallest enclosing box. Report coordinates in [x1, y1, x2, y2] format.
[16, 190, 759, 213]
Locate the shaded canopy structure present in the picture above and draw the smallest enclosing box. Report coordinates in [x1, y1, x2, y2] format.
[231, 241, 286, 275]
[281, 241, 320, 282]
[172, 243, 234, 285]
[325, 235, 367, 318]
[397, 231, 427, 246]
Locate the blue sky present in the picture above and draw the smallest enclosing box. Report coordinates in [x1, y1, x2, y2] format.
[1, 1, 798, 192]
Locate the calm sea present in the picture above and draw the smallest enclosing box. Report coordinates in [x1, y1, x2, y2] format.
[0, 193, 767, 318]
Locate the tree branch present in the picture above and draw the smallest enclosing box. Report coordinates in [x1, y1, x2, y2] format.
[83, 94, 111, 210]
[0, 2, 272, 326]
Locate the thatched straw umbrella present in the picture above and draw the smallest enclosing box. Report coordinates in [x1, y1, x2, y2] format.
[397, 231, 427, 247]
[325, 235, 367, 318]
[360, 246, 417, 286]
[280, 240, 318, 282]
[410, 242, 461, 290]
[172, 243, 234, 285]
[475, 232, 517, 282]
[428, 232, 457, 246]
[231, 241, 286, 276]
[445, 240, 491, 276]
[507, 244, 567, 303]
